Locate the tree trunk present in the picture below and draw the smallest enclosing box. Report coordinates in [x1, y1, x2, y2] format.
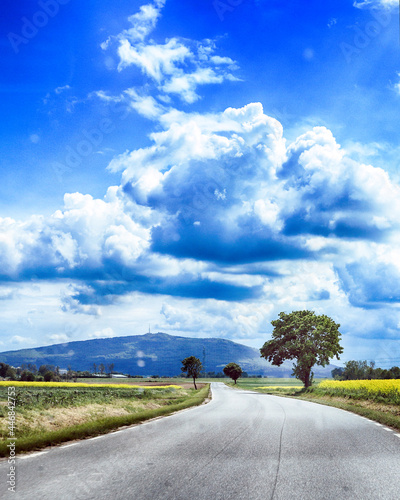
[193, 377, 197, 390]
[234, 379, 237, 384]
[304, 370, 311, 388]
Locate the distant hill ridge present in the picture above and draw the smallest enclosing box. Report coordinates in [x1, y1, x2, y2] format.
[0, 332, 335, 377]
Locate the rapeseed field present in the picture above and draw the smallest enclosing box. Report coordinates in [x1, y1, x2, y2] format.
[317, 379, 400, 404]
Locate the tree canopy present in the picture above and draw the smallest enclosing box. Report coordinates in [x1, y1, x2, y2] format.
[223, 362, 243, 384]
[181, 356, 203, 389]
[260, 310, 343, 388]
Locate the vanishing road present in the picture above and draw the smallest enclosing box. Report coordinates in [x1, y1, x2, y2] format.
[2, 382, 400, 499]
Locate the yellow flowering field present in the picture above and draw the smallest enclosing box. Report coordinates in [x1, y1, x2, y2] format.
[317, 379, 400, 403]
[0, 381, 182, 389]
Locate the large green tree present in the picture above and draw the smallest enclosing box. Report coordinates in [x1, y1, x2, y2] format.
[260, 310, 343, 388]
[223, 362, 243, 384]
[181, 356, 203, 390]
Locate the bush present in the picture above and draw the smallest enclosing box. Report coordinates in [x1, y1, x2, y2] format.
[20, 370, 35, 382]
[44, 371, 58, 382]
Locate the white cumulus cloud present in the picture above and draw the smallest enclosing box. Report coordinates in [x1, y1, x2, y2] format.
[101, 1, 238, 103]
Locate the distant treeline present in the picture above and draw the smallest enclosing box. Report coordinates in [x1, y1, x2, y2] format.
[0, 362, 116, 382]
[332, 360, 400, 380]
[199, 371, 251, 378]
[0, 363, 262, 382]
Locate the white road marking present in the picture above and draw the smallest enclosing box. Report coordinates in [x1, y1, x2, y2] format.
[19, 451, 48, 460]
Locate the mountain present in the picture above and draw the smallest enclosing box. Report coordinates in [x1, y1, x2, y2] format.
[0, 332, 336, 377]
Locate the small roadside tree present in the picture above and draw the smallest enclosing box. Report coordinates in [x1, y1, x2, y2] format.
[260, 310, 343, 388]
[223, 362, 243, 384]
[181, 356, 202, 390]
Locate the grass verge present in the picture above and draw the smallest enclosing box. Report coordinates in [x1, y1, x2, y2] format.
[0, 384, 209, 457]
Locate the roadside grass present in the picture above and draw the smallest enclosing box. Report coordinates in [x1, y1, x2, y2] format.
[0, 384, 209, 457]
[226, 377, 400, 432]
[298, 380, 400, 432]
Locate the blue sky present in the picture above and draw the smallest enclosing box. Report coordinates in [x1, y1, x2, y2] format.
[1, 0, 400, 368]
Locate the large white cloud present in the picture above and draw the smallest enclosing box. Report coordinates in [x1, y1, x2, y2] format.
[2, 99, 400, 310]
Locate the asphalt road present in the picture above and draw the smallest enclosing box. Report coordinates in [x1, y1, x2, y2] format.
[2, 382, 400, 499]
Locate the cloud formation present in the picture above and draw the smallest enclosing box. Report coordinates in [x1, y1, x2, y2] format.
[353, 0, 397, 8]
[2, 95, 400, 313]
[102, 1, 238, 103]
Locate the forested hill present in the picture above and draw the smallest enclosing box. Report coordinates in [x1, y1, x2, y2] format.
[0, 332, 336, 377]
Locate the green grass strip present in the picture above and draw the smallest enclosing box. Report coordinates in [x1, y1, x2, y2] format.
[0, 385, 209, 457]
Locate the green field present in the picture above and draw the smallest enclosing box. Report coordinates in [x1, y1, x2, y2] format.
[224, 377, 326, 394]
[75, 377, 197, 385]
[232, 377, 304, 387]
